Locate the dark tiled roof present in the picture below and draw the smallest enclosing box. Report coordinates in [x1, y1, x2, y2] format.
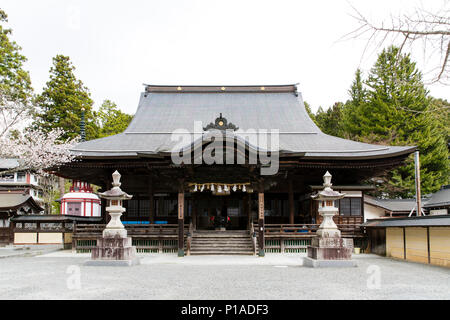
[423, 185, 450, 208]
[0, 158, 20, 169]
[363, 215, 450, 228]
[310, 185, 376, 190]
[71, 85, 415, 159]
[10, 215, 102, 222]
[0, 193, 43, 212]
[364, 196, 416, 212]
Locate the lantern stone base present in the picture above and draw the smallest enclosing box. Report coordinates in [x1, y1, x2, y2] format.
[304, 237, 357, 268]
[85, 235, 140, 267]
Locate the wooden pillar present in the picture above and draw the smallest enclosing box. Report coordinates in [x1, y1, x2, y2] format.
[192, 195, 197, 231]
[258, 184, 265, 257]
[288, 179, 294, 224]
[178, 188, 185, 257]
[58, 177, 65, 200]
[148, 177, 154, 223]
[243, 194, 249, 230]
[247, 195, 252, 229]
[103, 175, 113, 224]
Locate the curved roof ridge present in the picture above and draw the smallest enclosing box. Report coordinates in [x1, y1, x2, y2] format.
[71, 88, 415, 160]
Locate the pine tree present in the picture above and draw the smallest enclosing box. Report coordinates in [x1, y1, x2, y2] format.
[304, 101, 318, 125]
[314, 102, 346, 137]
[33, 55, 98, 140]
[98, 99, 133, 137]
[429, 98, 450, 145]
[0, 9, 33, 103]
[342, 69, 367, 139]
[344, 46, 449, 197]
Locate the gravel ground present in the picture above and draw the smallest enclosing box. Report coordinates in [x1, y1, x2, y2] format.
[0, 252, 449, 300]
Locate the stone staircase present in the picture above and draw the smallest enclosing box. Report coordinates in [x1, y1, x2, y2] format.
[190, 230, 255, 255]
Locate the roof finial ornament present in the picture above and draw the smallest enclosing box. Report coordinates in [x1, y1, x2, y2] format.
[203, 114, 239, 131]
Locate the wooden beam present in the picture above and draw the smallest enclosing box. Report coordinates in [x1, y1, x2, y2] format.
[243, 194, 250, 230]
[192, 195, 197, 231]
[258, 181, 265, 257]
[178, 182, 185, 257]
[148, 176, 154, 223]
[288, 179, 294, 224]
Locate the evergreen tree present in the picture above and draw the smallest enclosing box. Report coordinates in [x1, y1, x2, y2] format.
[304, 101, 318, 125]
[314, 102, 346, 137]
[98, 99, 133, 137]
[429, 98, 450, 145]
[348, 69, 366, 106]
[0, 9, 33, 103]
[343, 46, 449, 197]
[342, 69, 367, 139]
[33, 55, 98, 140]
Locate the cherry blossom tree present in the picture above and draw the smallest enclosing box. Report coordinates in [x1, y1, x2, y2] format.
[0, 89, 79, 175]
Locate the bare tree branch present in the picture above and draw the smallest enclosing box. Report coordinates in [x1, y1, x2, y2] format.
[344, 2, 450, 85]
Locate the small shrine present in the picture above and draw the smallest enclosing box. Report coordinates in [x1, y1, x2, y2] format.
[304, 171, 357, 267]
[60, 181, 101, 217]
[85, 171, 139, 266]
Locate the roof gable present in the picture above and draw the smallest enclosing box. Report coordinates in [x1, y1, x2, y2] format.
[72, 85, 415, 159]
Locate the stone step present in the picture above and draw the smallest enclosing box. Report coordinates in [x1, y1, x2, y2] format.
[194, 230, 248, 232]
[190, 251, 254, 255]
[191, 243, 253, 248]
[192, 245, 253, 248]
[191, 245, 253, 249]
[191, 245, 252, 249]
[192, 239, 251, 243]
[189, 230, 253, 255]
[193, 232, 249, 234]
[190, 247, 253, 252]
[192, 235, 250, 238]
[191, 242, 253, 245]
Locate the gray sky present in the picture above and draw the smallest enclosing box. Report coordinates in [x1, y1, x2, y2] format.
[2, 0, 449, 114]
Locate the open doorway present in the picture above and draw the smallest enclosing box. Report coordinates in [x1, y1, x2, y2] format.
[195, 194, 249, 230]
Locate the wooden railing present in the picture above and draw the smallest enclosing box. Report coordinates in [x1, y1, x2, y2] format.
[262, 222, 363, 237]
[318, 216, 364, 225]
[256, 222, 365, 253]
[73, 221, 365, 254]
[72, 223, 190, 253]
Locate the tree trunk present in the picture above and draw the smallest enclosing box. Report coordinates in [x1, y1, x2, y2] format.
[59, 177, 65, 197]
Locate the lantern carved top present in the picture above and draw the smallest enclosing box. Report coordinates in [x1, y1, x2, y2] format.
[98, 170, 133, 201]
[311, 171, 345, 201]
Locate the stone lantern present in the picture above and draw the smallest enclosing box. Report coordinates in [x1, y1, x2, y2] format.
[99, 171, 132, 238]
[85, 171, 139, 266]
[304, 171, 356, 268]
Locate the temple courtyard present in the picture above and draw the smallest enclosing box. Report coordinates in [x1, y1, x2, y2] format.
[0, 250, 449, 300]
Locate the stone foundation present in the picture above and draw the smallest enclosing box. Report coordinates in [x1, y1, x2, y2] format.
[85, 235, 140, 266]
[305, 236, 356, 268]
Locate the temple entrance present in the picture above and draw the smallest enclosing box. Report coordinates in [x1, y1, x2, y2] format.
[195, 193, 251, 230]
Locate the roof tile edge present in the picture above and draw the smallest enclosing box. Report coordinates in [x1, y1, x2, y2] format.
[144, 84, 298, 93]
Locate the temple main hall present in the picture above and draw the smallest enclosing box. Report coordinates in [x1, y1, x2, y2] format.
[55, 84, 415, 256]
